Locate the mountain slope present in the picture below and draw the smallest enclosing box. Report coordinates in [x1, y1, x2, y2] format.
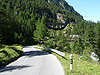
[0, 0, 83, 22]
[45, 0, 83, 19]
[0, 0, 83, 44]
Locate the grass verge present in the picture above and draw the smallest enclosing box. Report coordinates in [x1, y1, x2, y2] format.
[35, 46, 100, 75]
[53, 52, 100, 75]
[0, 44, 23, 68]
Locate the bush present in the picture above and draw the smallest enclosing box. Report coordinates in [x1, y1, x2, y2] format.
[56, 40, 71, 52]
[70, 38, 84, 55]
[82, 48, 92, 61]
[44, 39, 56, 49]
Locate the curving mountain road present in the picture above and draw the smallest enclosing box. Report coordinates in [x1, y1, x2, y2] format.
[0, 46, 65, 75]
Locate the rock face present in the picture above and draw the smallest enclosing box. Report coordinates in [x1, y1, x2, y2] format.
[90, 52, 99, 61]
[47, 0, 50, 3]
[59, 2, 65, 9]
[57, 13, 66, 23]
[47, 0, 69, 9]
[47, 0, 83, 19]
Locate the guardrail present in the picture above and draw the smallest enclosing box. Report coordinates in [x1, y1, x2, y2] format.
[34, 46, 65, 57]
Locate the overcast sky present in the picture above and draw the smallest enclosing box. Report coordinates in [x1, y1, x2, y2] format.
[66, 0, 100, 22]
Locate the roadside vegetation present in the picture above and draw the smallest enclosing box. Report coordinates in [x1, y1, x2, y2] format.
[0, 0, 100, 74]
[53, 52, 100, 75]
[0, 0, 100, 60]
[0, 44, 23, 68]
[37, 46, 100, 75]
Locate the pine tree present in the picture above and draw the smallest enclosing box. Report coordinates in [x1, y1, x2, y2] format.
[56, 30, 70, 52]
[85, 22, 95, 50]
[33, 17, 48, 43]
[94, 22, 100, 60]
[41, 16, 48, 39]
[77, 37, 84, 55]
[6, 3, 10, 14]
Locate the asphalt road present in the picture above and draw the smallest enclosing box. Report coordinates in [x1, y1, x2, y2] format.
[0, 46, 65, 75]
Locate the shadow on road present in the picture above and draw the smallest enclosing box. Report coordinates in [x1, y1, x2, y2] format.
[0, 65, 32, 73]
[0, 48, 50, 73]
[22, 51, 50, 57]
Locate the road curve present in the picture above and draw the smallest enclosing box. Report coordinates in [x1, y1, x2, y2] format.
[0, 46, 65, 75]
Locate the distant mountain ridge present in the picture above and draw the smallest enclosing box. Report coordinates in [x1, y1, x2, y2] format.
[45, 0, 83, 19]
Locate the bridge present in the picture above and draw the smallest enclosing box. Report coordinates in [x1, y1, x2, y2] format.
[46, 20, 70, 30]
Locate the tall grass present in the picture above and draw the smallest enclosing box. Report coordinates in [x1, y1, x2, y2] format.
[53, 52, 100, 75]
[0, 45, 23, 68]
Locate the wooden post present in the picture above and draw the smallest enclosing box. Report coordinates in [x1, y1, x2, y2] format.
[70, 54, 73, 71]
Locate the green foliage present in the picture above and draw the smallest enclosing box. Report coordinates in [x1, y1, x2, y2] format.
[55, 31, 70, 52]
[34, 17, 49, 43]
[68, 20, 100, 59]
[82, 48, 92, 61]
[44, 39, 56, 49]
[70, 37, 84, 55]
[0, 0, 100, 60]
[0, 0, 83, 45]
[44, 30, 71, 52]
[0, 45, 23, 68]
[0, 8, 15, 44]
[34, 19, 42, 42]
[94, 22, 100, 59]
[53, 52, 100, 75]
[85, 22, 96, 49]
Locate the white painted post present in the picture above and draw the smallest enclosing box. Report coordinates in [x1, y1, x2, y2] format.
[70, 54, 73, 71]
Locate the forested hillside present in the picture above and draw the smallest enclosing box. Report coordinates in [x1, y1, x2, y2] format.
[0, 0, 83, 45]
[0, 0, 100, 60]
[0, 7, 16, 44]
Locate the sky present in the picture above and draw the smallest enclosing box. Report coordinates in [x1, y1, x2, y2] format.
[66, 0, 100, 22]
